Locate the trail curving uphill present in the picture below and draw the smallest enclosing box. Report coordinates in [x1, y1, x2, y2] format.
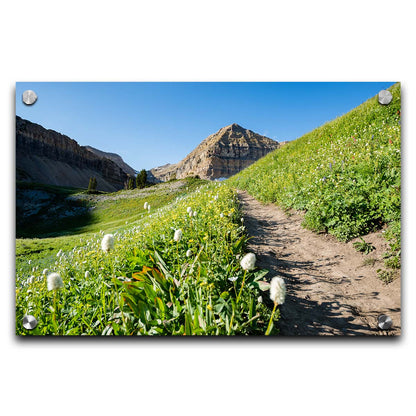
[238, 191, 401, 336]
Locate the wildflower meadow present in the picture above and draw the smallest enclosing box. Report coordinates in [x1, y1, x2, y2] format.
[16, 180, 282, 335]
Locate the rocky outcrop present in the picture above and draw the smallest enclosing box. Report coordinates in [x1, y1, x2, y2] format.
[16, 116, 134, 192]
[150, 123, 280, 181]
[84, 146, 137, 177]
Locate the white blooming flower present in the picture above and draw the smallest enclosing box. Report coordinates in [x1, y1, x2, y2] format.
[144, 202, 148, 210]
[57, 249, 62, 257]
[220, 213, 224, 218]
[42, 268, 48, 276]
[85, 271, 90, 279]
[186, 249, 192, 257]
[240, 253, 256, 271]
[28, 276, 35, 284]
[101, 234, 114, 252]
[228, 276, 238, 282]
[193, 211, 197, 217]
[47, 272, 64, 291]
[258, 296, 263, 303]
[174, 229, 183, 242]
[147, 205, 151, 212]
[187, 207, 193, 214]
[270, 276, 286, 305]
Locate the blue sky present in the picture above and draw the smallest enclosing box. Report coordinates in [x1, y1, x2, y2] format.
[16, 82, 395, 171]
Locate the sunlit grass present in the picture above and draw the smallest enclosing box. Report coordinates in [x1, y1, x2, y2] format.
[16, 181, 277, 335]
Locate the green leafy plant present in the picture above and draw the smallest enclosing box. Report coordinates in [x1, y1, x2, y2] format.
[353, 237, 375, 254]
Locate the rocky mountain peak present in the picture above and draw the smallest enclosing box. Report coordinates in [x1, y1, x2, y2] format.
[227, 122, 244, 131]
[150, 124, 280, 181]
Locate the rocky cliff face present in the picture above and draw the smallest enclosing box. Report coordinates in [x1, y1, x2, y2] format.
[150, 123, 280, 181]
[16, 116, 133, 192]
[84, 146, 137, 177]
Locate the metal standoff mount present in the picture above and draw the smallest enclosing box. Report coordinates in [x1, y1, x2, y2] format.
[22, 315, 38, 330]
[22, 90, 38, 105]
[378, 90, 393, 105]
[377, 314, 392, 330]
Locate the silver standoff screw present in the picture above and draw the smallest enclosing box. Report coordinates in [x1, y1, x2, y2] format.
[378, 90, 393, 105]
[22, 315, 38, 330]
[22, 90, 38, 105]
[377, 314, 392, 330]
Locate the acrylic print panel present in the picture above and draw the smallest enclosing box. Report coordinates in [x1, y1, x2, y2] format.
[15, 82, 401, 336]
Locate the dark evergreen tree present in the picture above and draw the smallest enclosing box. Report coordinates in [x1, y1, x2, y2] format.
[136, 169, 147, 189]
[87, 177, 93, 192]
[87, 176, 97, 193]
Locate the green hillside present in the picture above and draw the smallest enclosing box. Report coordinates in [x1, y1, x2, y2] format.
[16, 178, 207, 274]
[16, 180, 276, 336]
[228, 83, 401, 268]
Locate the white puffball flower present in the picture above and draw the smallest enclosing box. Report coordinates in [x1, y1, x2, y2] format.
[47, 272, 64, 291]
[147, 205, 151, 212]
[174, 229, 183, 242]
[186, 249, 192, 257]
[187, 207, 193, 214]
[28, 276, 35, 284]
[193, 211, 197, 217]
[240, 253, 256, 271]
[85, 271, 90, 279]
[220, 213, 224, 218]
[270, 276, 286, 305]
[189, 209, 193, 217]
[144, 202, 148, 210]
[101, 234, 114, 252]
[42, 268, 48, 276]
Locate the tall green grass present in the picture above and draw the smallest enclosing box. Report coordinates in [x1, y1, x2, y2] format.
[228, 83, 401, 267]
[16, 182, 276, 335]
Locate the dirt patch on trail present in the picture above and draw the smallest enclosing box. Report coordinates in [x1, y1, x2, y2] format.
[238, 191, 401, 336]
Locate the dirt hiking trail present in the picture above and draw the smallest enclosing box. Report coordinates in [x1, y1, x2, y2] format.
[238, 191, 401, 336]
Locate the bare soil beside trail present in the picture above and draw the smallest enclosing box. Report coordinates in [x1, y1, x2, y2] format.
[238, 191, 401, 336]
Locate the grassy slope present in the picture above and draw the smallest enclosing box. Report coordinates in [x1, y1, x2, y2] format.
[17, 179, 202, 238]
[16, 179, 275, 335]
[228, 83, 401, 267]
[16, 178, 205, 271]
